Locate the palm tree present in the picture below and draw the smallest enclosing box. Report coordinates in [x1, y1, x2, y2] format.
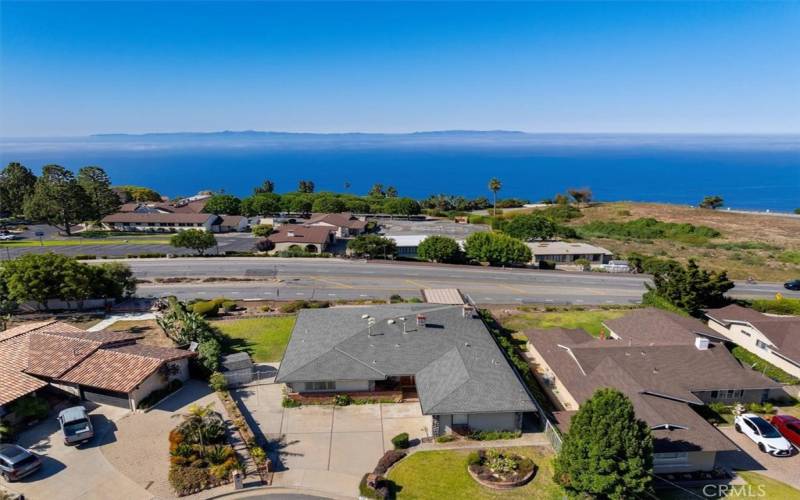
[488, 178, 502, 216]
[174, 403, 217, 455]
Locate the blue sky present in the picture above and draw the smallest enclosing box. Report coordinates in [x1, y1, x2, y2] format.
[1, 1, 798, 136]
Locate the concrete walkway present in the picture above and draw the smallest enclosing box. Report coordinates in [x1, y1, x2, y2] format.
[87, 312, 156, 332]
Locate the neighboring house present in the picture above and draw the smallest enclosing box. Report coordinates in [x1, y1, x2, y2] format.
[0, 320, 194, 413]
[276, 304, 539, 436]
[526, 241, 613, 266]
[215, 215, 249, 232]
[387, 234, 465, 258]
[305, 212, 368, 238]
[102, 212, 219, 232]
[267, 224, 335, 253]
[705, 304, 800, 380]
[525, 308, 783, 473]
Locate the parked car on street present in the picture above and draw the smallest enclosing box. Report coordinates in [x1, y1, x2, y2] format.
[771, 414, 800, 449]
[735, 413, 794, 456]
[0, 444, 42, 481]
[0, 233, 17, 241]
[785, 279, 800, 291]
[58, 406, 94, 445]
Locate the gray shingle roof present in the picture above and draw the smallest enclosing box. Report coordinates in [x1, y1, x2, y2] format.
[276, 305, 537, 415]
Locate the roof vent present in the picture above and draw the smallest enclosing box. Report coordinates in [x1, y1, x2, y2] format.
[695, 337, 710, 351]
[416, 314, 426, 327]
[287, 230, 295, 237]
[462, 305, 475, 318]
[387, 319, 395, 325]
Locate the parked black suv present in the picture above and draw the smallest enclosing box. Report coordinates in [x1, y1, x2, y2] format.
[785, 280, 800, 291]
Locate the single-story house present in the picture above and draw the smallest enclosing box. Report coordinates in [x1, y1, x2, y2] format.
[305, 212, 368, 238]
[705, 304, 800, 380]
[276, 304, 539, 436]
[215, 215, 249, 232]
[102, 212, 218, 232]
[526, 241, 613, 265]
[0, 320, 194, 413]
[525, 308, 783, 473]
[387, 234, 465, 258]
[267, 224, 335, 253]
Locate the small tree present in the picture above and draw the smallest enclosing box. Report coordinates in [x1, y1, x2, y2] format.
[368, 183, 385, 197]
[297, 180, 315, 193]
[170, 229, 217, 256]
[500, 214, 558, 241]
[0, 162, 37, 217]
[255, 239, 275, 253]
[417, 235, 461, 263]
[23, 165, 90, 235]
[312, 195, 346, 213]
[385, 186, 398, 198]
[240, 193, 281, 216]
[645, 259, 733, 315]
[253, 179, 275, 194]
[202, 194, 241, 215]
[488, 178, 502, 216]
[382, 197, 421, 215]
[251, 224, 273, 237]
[699, 195, 724, 210]
[554, 388, 653, 499]
[347, 234, 397, 259]
[77, 166, 121, 220]
[463, 232, 531, 266]
[567, 188, 593, 206]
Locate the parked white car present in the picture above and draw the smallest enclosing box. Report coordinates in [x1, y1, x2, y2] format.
[734, 413, 794, 456]
[0, 233, 17, 241]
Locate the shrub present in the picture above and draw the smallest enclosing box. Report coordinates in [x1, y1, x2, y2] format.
[334, 394, 352, 406]
[389, 294, 403, 304]
[750, 298, 800, 316]
[251, 224, 273, 238]
[467, 451, 482, 466]
[282, 397, 301, 408]
[10, 396, 49, 422]
[373, 450, 406, 474]
[708, 402, 730, 415]
[468, 429, 522, 441]
[280, 300, 330, 313]
[169, 466, 211, 495]
[579, 218, 720, 244]
[209, 372, 227, 392]
[255, 239, 275, 252]
[730, 346, 800, 384]
[435, 434, 456, 443]
[193, 300, 221, 317]
[391, 432, 410, 450]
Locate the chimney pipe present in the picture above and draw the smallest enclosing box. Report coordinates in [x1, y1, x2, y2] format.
[416, 314, 426, 327]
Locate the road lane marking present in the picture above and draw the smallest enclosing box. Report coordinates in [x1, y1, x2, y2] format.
[312, 276, 354, 289]
[499, 284, 528, 294]
[405, 279, 428, 288]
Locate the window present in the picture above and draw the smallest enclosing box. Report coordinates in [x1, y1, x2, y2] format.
[710, 391, 718, 398]
[307, 381, 335, 391]
[756, 340, 768, 350]
[653, 452, 689, 464]
[453, 414, 469, 425]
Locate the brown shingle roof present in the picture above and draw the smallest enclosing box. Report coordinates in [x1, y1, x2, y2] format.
[525, 322, 778, 453]
[102, 212, 216, 224]
[603, 308, 726, 345]
[706, 305, 800, 363]
[705, 304, 770, 325]
[268, 224, 333, 244]
[307, 212, 367, 230]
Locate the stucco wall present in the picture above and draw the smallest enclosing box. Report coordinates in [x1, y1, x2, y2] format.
[129, 359, 189, 409]
[288, 380, 373, 392]
[525, 341, 580, 410]
[708, 319, 800, 380]
[438, 412, 520, 433]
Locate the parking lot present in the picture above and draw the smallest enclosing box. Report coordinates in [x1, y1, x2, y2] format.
[234, 377, 432, 498]
[718, 425, 800, 489]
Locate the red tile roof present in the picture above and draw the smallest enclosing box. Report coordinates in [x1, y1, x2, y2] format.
[25, 333, 101, 378]
[0, 367, 48, 407]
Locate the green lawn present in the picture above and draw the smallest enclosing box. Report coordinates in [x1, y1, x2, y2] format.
[500, 308, 632, 337]
[387, 447, 563, 500]
[213, 316, 296, 362]
[0, 238, 170, 247]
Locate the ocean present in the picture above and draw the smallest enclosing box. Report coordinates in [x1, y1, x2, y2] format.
[1, 132, 798, 212]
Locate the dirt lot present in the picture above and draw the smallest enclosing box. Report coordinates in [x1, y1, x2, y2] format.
[565, 202, 800, 281]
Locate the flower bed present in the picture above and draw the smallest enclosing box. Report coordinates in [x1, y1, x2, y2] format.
[216, 387, 271, 483]
[168, 403, 241, 496]
[285, 390, 402, 406]
[466, 449, 536, 490]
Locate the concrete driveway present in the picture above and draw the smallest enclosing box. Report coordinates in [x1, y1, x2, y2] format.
[717, 426, 800, 489]
[234, 378, 432, 498]
[4, 403, 150, 500]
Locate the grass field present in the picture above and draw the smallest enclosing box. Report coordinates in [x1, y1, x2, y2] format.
[562, 202, 800, 281]
[213, 316, 296, 362]
[496, 307, 633, 338]
[387, 447, 563, 500]
[0, 238, 170, 247]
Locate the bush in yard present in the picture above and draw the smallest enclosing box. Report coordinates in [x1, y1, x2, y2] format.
[197, 338, 222, 373]
[10, 396, 49, 422]
[254, 239, 275, 253]
[373, 450, 407, 474]
[209, 372, 227, 392]
[192, 300, 221, 317]
[708, 402, 730, 415]
[347, 234, 397, 259]
[282, 397, 301, 408]
[467, 451, 482, 466]
[280, 300, 330, 313]
[334, 394, 352, 406]
[251, 224, 273, 237]
[435, 434, 456, 443]
[554, 388, 653, 499]
[463, 231, 532, 266]
[391, 432, 410, 450]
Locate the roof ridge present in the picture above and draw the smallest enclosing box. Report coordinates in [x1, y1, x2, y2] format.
[419, 347, 471, 412]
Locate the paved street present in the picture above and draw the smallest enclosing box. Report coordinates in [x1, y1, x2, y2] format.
[123, 257, 800, 305]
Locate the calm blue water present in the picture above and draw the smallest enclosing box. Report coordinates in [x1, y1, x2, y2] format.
[1, 134, 798, 211]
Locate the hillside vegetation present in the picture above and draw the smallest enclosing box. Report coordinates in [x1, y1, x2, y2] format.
[562, 202, 800, 281]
